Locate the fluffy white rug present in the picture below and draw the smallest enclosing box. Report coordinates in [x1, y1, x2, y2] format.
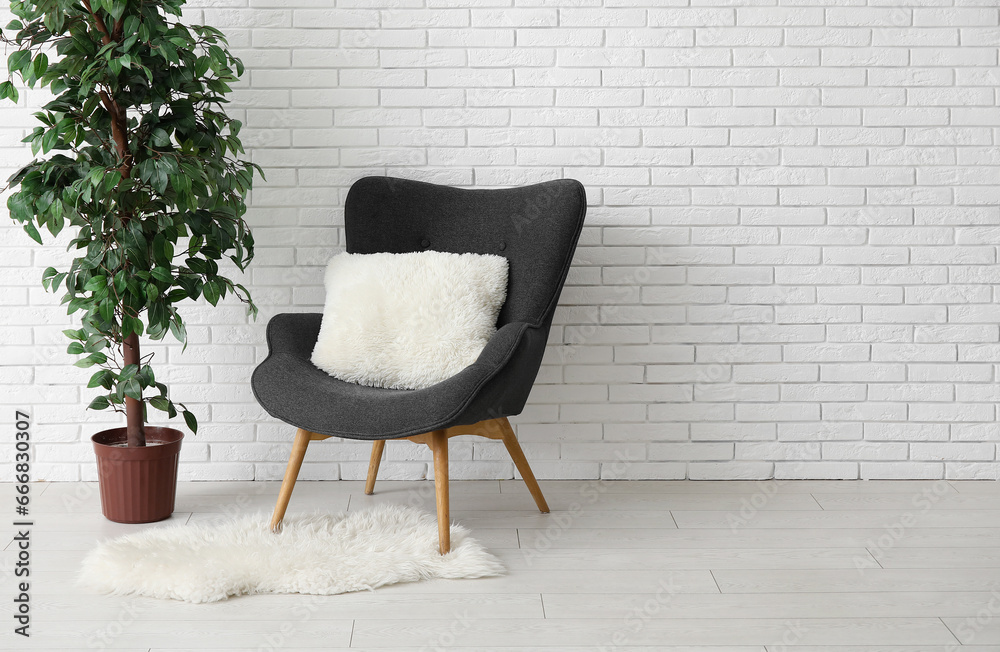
[78, 504, 505, 603]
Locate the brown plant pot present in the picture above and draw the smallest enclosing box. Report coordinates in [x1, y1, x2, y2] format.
[92, 426, 183, 524]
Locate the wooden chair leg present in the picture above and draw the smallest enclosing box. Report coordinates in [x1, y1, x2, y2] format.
[365, 440, 385, 495]
[270, 428, 312, 532]
[431, 430, 450, 554]
[498, 418, 549, 514]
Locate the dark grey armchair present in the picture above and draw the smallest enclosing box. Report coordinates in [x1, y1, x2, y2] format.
[252, 176, 587, 553]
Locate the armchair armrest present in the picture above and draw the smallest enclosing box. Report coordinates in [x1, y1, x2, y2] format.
[456, 320, 549, 421]
[471, 321, 532, 372]
[264, 313, 323, 360]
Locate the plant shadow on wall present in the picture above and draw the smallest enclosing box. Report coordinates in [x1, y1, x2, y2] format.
[0, 0, 261, 517]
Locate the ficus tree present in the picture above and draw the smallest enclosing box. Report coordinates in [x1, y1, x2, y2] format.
[1, 0, 261, 447]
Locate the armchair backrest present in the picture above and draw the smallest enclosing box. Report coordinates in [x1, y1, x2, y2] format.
[344, 177, 587, 328]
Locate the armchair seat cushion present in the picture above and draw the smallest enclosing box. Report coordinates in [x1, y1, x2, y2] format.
[311, 251, 508, 390]
[252, 313, 539, 440]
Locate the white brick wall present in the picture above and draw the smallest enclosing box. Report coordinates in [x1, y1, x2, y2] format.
[3, 1, 1000, 481]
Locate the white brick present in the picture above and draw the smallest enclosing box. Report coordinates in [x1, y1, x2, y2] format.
[865, 423, 948, 442]
[643, 49, 726, 68]
[866, 108, 951, 128]
[775, 462, 859, 480]
[790, 26, 871, 47]
[735, 48, 820, 68]
[605, 423, 688, 443]
[602, 462, 686, 480]
[914, 442, 995, 462]
[736, 7, 823, 26]
[729, 286, 816, 305]
[689, 462, 774, 480]
[516, 28, 602, 47]
[648, 364, 731, 384]
[560, 8, 645, 27]
[909, 403, 993, 423]
[696, 27, 782, 47]
[826, 7, 911, 27]
[516, 423, 603, 442]
[735, 88, 818, 107]
[861, 462, 943, 480]
[874, 28, 959, 47]
[781, 383, 866, 402]
[945, 463, 1000, 481]
[429, 29, 512, 48]
[563, 442, 646, 462]
[824, 442, 908, 461]
[692, 422, 776, 442]
[738, 442, 821, 461]
[472, 9, 556, 28]
[953, 424, 1000, 442]
[649, 8, 733, 27]
[736, 403, 820, 422]
[913, 8, 998, 27]
[650, 443, 733, 461]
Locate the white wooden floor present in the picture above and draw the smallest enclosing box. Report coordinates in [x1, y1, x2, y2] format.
[3, 479, 999, 651]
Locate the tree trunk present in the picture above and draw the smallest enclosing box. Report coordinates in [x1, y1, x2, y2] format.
[123, 332, 146, 447]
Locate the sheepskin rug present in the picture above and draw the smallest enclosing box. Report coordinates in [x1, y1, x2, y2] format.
[311, 251, 508, 390]
[78, 504, 505, 603]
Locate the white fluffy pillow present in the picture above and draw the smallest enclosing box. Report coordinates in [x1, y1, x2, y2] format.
[311, 251, 509, 390]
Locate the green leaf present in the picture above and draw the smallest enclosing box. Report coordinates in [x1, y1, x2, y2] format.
[149, 396, 170, 412]
[150, 266, 172, 283]
[195, 56, 211, 77]
[151, 128, 171, 148]
[122, 377, 142, 400]
[0, 80, 18, 103]
[182, 410, 198, 434]
[74, 352, 108, 368]
[119, 364, 139, 381]
[88, 396, 110, 411]
[41, 128, 58, 153]
[31, 53, 48, 79]
[62, 328, 84, 340]
[121, 14, 138, 34]
[8, 50, 30, 75]
[83, 334, 107, 353]
[66, 342, 85, 355]
[87, 370, 112, 389]
[106, 1, 126, 21]
[84, 275, 107, 292]
[152, 232, 174, 264]
[103, 170, 122, 193]
[99, 298, 114, 324]
[202, 280, 220, 306]
[87, 166, 105, 187]
[66, 297, 87, 314]
[22, 221, 42, 244]
[168, 317, 187, 345]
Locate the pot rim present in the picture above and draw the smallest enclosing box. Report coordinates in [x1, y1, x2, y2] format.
[92, 426, 184, 456]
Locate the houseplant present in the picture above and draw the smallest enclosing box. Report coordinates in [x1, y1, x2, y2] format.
[1, 0, 260, 522]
